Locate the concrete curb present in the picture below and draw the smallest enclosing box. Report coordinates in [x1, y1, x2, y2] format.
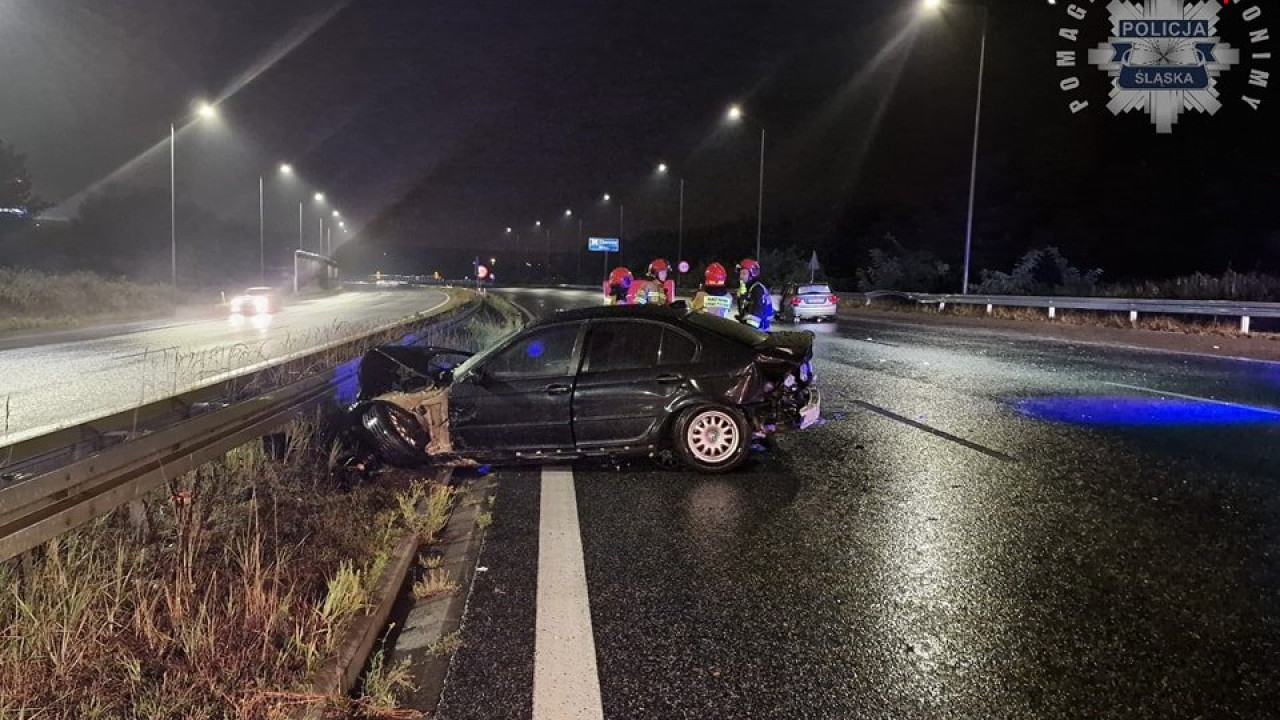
[387, 476, 494, 714]
[291, 468, 457, 719]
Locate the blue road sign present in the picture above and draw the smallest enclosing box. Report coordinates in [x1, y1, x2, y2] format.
[588, 237, 620, 252]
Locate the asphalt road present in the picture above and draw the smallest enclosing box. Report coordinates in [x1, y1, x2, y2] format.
[436, 289, 1280, 719]
[0, 287, 450, 445]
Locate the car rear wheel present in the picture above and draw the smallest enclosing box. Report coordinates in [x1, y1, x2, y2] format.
[671, 405, 749, 473]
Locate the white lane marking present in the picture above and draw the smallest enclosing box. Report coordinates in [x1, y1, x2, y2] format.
[534, 467, 605, 720]
[1101, 381, 1280, 417]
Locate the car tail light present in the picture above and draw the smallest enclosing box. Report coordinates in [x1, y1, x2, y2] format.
[829, 295, 839, 304]
[791, 297, 802, 306]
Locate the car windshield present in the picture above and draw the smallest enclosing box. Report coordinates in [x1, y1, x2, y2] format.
[683, 311, 769, 347]
[450, 325, 523, 381]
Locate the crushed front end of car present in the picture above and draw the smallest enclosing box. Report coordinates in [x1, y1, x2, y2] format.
[343, 345, 478, 469]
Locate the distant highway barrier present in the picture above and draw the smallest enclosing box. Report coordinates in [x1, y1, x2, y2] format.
[858, 291, 1280, 335]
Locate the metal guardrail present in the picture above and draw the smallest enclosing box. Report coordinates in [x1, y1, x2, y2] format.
[861, 291, 1280, 334]
[0, 293, 484, 562]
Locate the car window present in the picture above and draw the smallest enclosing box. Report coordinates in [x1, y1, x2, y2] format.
[798, 284, 831, 295]
[583, 321, 662, 372]
[659, 328, 697, 366]
[483, 324, 580, 379]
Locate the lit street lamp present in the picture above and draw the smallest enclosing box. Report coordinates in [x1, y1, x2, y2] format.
[726, 103, 766, 261]
[259, 162, 294, 283]
[601, 193, 624, 274]
[656, 163, 685, 282]
[922, 0, 987, 294]
[170, 100, 218, 288]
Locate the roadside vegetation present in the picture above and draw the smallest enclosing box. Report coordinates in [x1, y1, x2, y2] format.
[0, 418, 427, 718]
[0, 267, 178, 333]
[0, 302, 522, 719]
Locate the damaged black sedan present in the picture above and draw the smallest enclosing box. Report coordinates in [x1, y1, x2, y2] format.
[347, 305, 820, 473]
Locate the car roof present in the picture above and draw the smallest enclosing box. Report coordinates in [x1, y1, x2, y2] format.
[245, 286, 274, 293]
[528, 304, 688, 328]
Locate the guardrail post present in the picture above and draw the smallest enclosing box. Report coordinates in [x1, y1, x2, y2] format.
[938, 301, 946, 312]
[986, 303, 992, 315]
[1048, 306, 1056, 319]
[1129, 310, 1138, 326]
[1241, 315, 1251, 335]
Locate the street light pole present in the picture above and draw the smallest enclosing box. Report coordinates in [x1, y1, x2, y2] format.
[755, 127, 765, 260]
[678, 178, 685, 288]
[678, 179, 685, 262]
[298, 202, 304, 250]
[961, 6, 988, 295]
[258, 175, 265, 282]
[170, 123, 176, 288]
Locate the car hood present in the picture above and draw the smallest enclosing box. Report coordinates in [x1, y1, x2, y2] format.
[357, 345, 474, 400]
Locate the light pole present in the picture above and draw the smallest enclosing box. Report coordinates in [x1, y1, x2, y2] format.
[657, 162, 685, 287]
[923, 0, 987, 293]
[313, 192, 326, 254]
[169, 100, 218, 288]
[601, 193, 623, 276]
[726, 104, 766, 260]
[258, 174, 264, 282]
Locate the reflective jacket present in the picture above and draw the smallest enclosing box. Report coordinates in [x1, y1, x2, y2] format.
[737, 280, 773, 331]
[691, 288, 734, 318]
[626, 278, 675, 305]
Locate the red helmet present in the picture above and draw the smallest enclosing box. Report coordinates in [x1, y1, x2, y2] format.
[647, 258, 670, 277]
[704, 262, 727, 287]
[737, 258, 760, 280]
[608, 267, 633, 288]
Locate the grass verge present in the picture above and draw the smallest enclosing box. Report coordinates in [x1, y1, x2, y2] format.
[0, 417, 454, 719]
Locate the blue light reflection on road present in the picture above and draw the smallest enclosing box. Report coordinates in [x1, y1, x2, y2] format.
[1013, 396, 1280, 426]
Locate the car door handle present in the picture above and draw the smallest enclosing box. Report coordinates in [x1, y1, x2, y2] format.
[656, 373, 683, 385]
[545, 383, 571, 395]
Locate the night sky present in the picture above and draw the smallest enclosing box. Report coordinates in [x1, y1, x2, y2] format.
[1, 0, 1276, 276]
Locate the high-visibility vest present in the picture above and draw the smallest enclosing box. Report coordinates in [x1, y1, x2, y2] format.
[695, 292, 734, 318]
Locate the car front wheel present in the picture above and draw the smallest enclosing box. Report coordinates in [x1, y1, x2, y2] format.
[671, 405, 750, 473]
[360, 401, 431, 467]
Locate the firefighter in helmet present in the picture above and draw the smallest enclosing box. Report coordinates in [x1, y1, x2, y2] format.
[690, 262, 735, 318]
[626, 258, 676, 305]
[736, 258, 773, 330]
[603, 266, 633, 305]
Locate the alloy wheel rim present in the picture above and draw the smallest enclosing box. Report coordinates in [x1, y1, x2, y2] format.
[687, 410, 740, 463]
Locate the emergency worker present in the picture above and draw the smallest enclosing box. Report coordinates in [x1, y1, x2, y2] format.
[736, 258, 773, 330]
[603, 267, 633, 305]
[627, 258, 676, 305]
[690, 262, 735, 318]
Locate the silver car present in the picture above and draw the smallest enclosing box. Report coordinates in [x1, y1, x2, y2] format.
[778, 283, 839, 323]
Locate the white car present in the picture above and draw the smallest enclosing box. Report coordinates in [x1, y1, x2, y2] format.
[778, 283, 840, 323]
[229, 287, 281, 315]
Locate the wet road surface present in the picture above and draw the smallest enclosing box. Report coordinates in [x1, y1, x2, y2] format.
[435, 291, 1280, 719]
[0, 287, 449, 444]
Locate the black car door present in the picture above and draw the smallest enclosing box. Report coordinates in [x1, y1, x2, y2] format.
[449, 322, 583, 453]
[572, 320, 700, 448]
